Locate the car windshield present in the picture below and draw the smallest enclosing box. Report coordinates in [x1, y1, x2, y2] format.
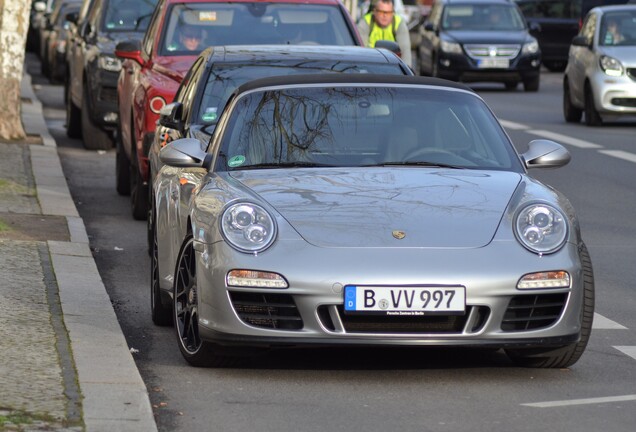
[218, 85, 522, 171]
[160, 3, 357, 55]
[599, 11, 636, 46]
[442, 4, 526, 31]
[197, 62, 408, 125]
[101, 0, 157, 32]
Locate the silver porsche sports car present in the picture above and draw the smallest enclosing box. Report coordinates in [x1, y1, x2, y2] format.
[152, 74, 594, 368]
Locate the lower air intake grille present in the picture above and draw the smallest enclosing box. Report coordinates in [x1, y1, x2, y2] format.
[501, 293, 568, 331]
[332, 305, 478, 334]
[229, 292, 303, 330]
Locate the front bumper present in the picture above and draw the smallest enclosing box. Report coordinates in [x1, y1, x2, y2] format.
[437, 51, 541, 84]
[86, 69, 119, 131]
[185, 239, 585, 349]
[590, 68, 636, 115]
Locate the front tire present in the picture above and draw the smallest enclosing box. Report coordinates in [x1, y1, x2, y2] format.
[173, 236, 234, 367]
[506, 243, 595, 368]
[129, 127, 149, 220]
[81, 86, 114, 150]
[115, 123, 131, 195]
[65, 83, 81, 139]
[523, 76, 540, 92]
[150, 208, 172, 326]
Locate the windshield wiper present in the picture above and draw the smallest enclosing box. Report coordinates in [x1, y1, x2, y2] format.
[236, 161, 336, 170]
[371, 161, 465, 169]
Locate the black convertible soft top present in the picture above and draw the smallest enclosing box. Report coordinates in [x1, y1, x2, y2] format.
[235, 74, 476, 95]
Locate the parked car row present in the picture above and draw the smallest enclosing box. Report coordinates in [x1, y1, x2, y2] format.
[26, 0, 605, 368]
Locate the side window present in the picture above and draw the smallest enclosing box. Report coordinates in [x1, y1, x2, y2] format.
[173, 57, 204, 125]
[581, 12, 596, 43]
[142, 1, 163, 57]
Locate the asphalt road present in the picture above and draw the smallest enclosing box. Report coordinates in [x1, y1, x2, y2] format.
[27, 53, 636, 432]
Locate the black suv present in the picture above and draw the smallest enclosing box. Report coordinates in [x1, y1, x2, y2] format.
[65, 0, 157, 150]
[417, 0, 541, 91]
[515, 0, 631, 71]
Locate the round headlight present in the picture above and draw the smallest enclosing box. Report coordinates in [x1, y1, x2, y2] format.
[221, 202, 276, 253]
[515, 204, 568, 254]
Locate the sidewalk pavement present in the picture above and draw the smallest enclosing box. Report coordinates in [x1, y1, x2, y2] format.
[0, 73, 157, 431]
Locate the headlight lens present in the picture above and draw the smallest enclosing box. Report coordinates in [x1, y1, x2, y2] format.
[440, 40, 462, 54]
[522, 40, 539, 54]
[600, 55, 623, 76]
[515, 203, 568, 254]
[98, 55, 122, 72]
[221, 202, 276, 253]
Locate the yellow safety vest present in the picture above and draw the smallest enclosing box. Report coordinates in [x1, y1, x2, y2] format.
[364, 12, 402, 47]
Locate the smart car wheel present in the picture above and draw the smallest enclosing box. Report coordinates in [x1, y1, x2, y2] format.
[563, 79, 583, 123]
[150, 208, 172, 326]
[505, 243, 595, 368]
[584, 83, 602, 126]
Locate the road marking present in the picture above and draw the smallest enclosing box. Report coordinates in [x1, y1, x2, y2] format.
[499, 119, 529, 130]
[598, 150, 636, 164]
[593, 313, 628, 329]
[527, 130, 603, 149]
[522, 395, 636, 408]
[614, 346, 636, 360]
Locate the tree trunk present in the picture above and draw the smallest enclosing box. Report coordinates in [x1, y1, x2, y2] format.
[0, 0, 31, 141]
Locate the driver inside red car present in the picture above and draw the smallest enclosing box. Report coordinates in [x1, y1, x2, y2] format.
[177, 24, 206, 51]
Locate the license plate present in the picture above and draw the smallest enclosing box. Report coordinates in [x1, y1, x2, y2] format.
[477, 58, 509, 69]
[344, 285, 465, 315]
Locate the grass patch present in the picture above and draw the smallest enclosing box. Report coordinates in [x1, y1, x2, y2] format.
[0, 218, 11, 233]
[0, 409, 58, 431]
[0, 179, 34, 196]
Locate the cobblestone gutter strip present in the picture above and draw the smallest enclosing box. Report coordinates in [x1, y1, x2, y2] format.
[0, 241, 68, 427]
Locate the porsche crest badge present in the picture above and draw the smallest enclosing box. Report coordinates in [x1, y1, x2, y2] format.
[392, 230, 406, 240]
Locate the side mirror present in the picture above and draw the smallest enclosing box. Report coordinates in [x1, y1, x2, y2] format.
[529, 21, 541, 33]
[159, 138, 212, 169]
[571, 35, 590, 48]
[115, 39, 144, 65]
[521, 140, 570, 169]
[424, 22, 436, 32]
[159, 102, 184, 132]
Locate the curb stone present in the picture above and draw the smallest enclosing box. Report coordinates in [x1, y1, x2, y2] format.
[19, 72, 158, 432]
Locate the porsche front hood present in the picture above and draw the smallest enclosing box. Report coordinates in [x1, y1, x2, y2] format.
[230, 168, 521, 248]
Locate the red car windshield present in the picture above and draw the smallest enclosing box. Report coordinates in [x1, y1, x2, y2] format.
[160, 3, 357, 55]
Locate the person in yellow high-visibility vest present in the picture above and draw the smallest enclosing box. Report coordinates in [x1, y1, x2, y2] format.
[357, 0, 412, 67]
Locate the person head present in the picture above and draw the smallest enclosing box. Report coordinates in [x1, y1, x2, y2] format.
[607, 17, 620, 35]
[179, 25, 204, 51]
[372, 0, 395, 29]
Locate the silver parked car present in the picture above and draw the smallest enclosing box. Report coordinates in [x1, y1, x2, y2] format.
[563, 5, 636, 125]
[154, 74, 594, 368]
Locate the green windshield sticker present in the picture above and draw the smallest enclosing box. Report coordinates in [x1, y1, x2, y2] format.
[228, 155, 246, 168]
[202, 107, 218, 122]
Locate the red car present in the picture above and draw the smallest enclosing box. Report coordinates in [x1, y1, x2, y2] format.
[115, 0, 364, 219]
